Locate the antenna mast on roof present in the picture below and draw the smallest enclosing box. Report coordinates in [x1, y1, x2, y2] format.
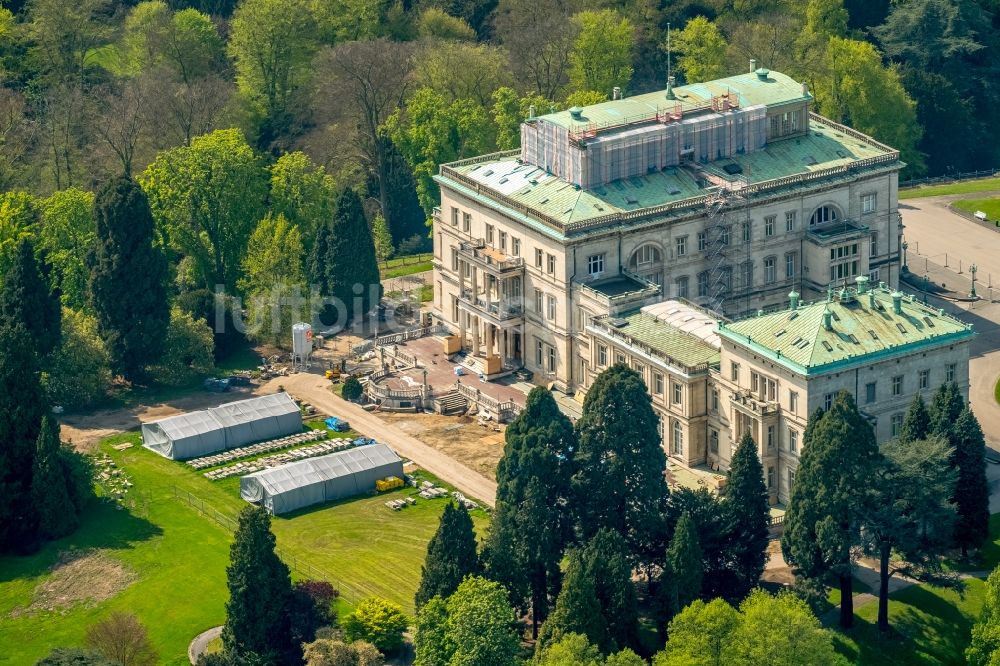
[665, 22, 676, 101]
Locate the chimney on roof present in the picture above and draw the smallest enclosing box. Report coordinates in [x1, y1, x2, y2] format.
[613, 86, 622, 100]
[750, 59, 756, 73]
[569, 106, 583, 120]
[891, 290, 904, 315]
[528, 104, 536, 120]
[801, 81, 810, 97]
[789, 290, 800, 310]
[823, 308, 833, 331]
[855, 275, 869, 294]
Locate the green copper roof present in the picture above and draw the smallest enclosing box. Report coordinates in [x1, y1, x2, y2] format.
[590, 310, 721, 371]
[438, 115, 897, 230]
[718, 286, 975, 375]
[540, 71, 809, 130]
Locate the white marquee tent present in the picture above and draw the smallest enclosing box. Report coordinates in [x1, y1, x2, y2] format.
[142, 392, 302, 460]
[240, 443, 404, 514]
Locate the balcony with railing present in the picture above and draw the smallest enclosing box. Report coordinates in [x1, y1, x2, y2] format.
[730, 389, 779, 416]
[459, 287, 524, 322]
[806, 219, 870, 245]
[458, 239, 525, 273]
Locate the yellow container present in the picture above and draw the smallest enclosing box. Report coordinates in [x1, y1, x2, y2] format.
[376, 476, 404, 492]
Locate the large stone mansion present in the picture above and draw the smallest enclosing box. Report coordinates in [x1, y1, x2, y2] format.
[428, 67, 973, 500]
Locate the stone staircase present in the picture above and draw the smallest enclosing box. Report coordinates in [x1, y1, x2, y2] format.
[434, 390, 468, 416]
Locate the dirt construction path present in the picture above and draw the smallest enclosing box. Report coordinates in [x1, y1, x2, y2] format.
[262, 372, 498, 507]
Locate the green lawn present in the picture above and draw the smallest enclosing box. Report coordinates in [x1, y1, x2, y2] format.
[832, 578, 986, 666]
[953, 197, 1000, 222]
[899, 177, 1000, 200]
[0, 432, 488, 664]
[381, 253, 433, 279]
[950, 513, 1000, 573]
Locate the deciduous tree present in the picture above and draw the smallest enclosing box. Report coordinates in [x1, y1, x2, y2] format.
[671, 17, 728, 83]
[44, 307, 112, 408]
[147, 307, 215, 386]
[85, 612, 157, 666]
[416, 501, 480, 609]
[443, 577, 520, 666]
[37, 188, 95, 310]
[967, 565, 1000, 666]
[493, 0, 575, 99]
[342, 598, 408, 655]
[569, 10, 634, 96]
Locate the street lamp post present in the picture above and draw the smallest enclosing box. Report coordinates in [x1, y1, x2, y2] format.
[901, 239, 909, 273]
[970, 263, 978, 299]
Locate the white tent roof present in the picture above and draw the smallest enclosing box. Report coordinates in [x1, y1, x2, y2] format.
[210, 392, 299, 427]
[152, 409, 223, 441]
[246, 443, 402, 496]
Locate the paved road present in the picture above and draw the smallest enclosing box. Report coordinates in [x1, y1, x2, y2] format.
[901, 195, 1000, 448]
[188, 626, 222, 664]
[264, 372, 498, 506]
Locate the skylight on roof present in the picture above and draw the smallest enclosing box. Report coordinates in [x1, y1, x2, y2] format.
[788, 312, 799, 321]
[896, 323, 907, 334]
[923, 317, 935, 328]
[848, 334, 859, 344]
[775, 329, 786, 338]
[822, 341, 833, 351]
[868, 330, 879, 340]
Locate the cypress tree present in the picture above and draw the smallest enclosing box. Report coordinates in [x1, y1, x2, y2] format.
[324, 188, 381, 325]
[89, 176, 169, 382]
[582, 528, 639, 653]
[899, 393, 931, 444]
[537, 550, 610, 654]
[724, 432, 769, 601]
[575, 364, 669, 567]
[376, 131, 428, 248]
[415, 501, 480, 609]
[952, 408, 990, 557]
[781, 391, 880, 628]
[484, 386, 576, 638]
[0, 324, 47, 552]
[308, 221, 331, 295]
[0, 238, 61, 357]
[668, 512, 704, 611]
[31, 415, 79, 540]
[222, 506, 295, 663]
[929, 382, 964, 437]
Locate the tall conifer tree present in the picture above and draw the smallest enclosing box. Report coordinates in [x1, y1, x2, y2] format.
[929, 382, 964, 437]
[899, 393, 931, 444]
[536, 549, 610, 654]
[222, 506, 295, 663]
[781, 391, 880, 628]
[0, 324, 47, 552]
[574, 364, 669, 566]
[0, 239, 60, 357]
[89, 177, 169, 381]
[668, 512, 704, 611]
[31, 415, 78, 540]
[376, 131, 427, 248]
[724, 432, 769, 600]
[951, 408, 990, 557]
[415, 501, 480, 609]
[485, 386, 576, 637]
[324, 188, 381, 325]
[583, 529, 639, 653]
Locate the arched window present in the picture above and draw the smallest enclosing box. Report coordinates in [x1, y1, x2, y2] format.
[627, 243, 664, 287]
[809, 205, 839, 226]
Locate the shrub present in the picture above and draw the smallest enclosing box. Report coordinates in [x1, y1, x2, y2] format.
[342, 597, 408, 655]
[342, 376, 363, 401]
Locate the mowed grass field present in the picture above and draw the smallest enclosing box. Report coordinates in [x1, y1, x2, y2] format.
[899, 176, 1000, 199]
[0, 431, 488, 665]
[953, 197, 1000, 222]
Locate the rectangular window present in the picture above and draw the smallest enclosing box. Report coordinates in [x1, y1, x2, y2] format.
[862, 193, 876, 214]
[587, 254, 605, 277]
[547, 346, 556, 372]
[785, 252, 796, 279]
[869, 268, 880, 283]
[672, 420, 683, 455]
[672, 382, 682, 405]
[462, 212, 471, 232]
[768, 466, 775, 488]
[789, 390, 798, 413]
[676, 236, 687, 257]
[710, 428, 719, 454]
[788, 469, 796, 490]
[891, 413, 904, 437]
[711, 388, 719, 412]
[535, 248, 543, 268]
[765, 215, 775, 237]
[767, 379, 777, 402]
[751, 371, 760, 394]
[731, 362, 740, 382]
[451, 207, 459, 225]
[654, 373, 664, 395]
[535, 339, 543, 366]
[598, 345, 608, 367]
[546, 295, 556, 321]
[698, 272, 710, 297]
[789, 429, 798, 453]
[451, 248, 459, 272]
[764, 257, 776, 284]
[451, 295, 459, 321]
[767, 424, 774, 450]
[892, 375, 903, 396]
[698, 232, 708, 252]
[499, 231, 507, 251]
[919, 369, 929, 390]
[720, 226, 731, 246]
[485, 224, 494, 244]
[534, 288, 543, 313]
[676, 276, 689, 300]
[869, 232, 878, 258]
[947, 364, 956, 383]
[742, 261, 753, 289]
[615, 352, 626, 365]
[785, 211, 796, 232]
[866, 381, 876, 404]
[633, 363, 645, 380]
[742, 222, 752, 243]
[512, 238, 520, 256]
[824, 393, 833, 410]
[547, 253, 556, 275]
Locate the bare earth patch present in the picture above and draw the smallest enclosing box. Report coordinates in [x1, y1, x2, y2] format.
[377, 412, 506, 478]
[10, 550, 138, 617]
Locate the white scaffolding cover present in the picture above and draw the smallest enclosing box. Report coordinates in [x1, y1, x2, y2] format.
[240, 443, 404, 514]
[141, 392, 302, 460]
